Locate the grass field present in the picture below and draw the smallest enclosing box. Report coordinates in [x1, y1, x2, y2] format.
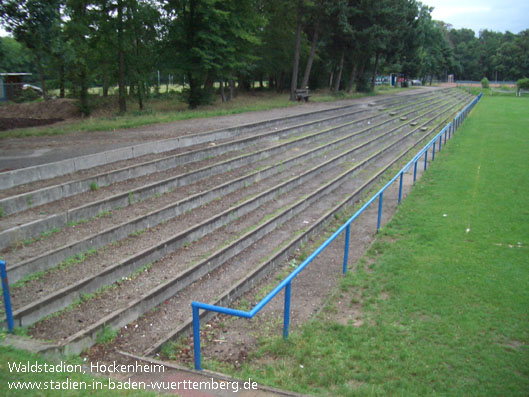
[0, 345, 156, 396]
[217, 95, 529, 395]
[0, 86, 411, 139]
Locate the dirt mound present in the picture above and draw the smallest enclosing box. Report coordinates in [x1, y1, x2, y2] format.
[0, 98, 81, 120]
[0, 117, 64, 131]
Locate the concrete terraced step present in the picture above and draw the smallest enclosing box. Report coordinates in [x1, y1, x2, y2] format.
[0, 89, 441, 194]
[4, 94, 462, 323]
[0, 92, 447, 251]
[2, 92, 464, 283]
[15, 92, 470, 352]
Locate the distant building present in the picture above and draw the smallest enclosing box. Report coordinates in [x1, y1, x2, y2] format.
[0, 73, 32, 101]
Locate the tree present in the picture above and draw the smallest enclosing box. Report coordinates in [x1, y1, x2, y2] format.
[0, 37, 34, 73]
[0, 0, 62, 98]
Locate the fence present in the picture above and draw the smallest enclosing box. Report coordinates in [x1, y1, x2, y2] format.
[190, 93, 483, 370]
[0, 94, 482, 362]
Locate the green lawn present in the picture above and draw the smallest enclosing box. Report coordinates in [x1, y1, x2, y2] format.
[0, 345, 156, 396]
[223, 95, 529, 395]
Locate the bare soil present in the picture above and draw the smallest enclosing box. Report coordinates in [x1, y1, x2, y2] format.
[0, 98, 80, 120]
[0, 118, 64, 131]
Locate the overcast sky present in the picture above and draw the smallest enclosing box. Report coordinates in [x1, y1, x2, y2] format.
[1, 0, 528, 38]
[426, 0, 529, 34]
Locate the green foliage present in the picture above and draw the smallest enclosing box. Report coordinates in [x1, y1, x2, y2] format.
[481, 77, 490, 88]
[89, 181, 98, 191]
[517, 77, 529, 89]
[13, 88, 41, 103]
[96, 325, 118, 345]
[0, 37, 34, 73]
[0, 346, 157, 396]
[2, 0, 527, 114]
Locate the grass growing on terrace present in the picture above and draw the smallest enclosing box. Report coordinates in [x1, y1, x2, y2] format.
[217, 95, 529, 395]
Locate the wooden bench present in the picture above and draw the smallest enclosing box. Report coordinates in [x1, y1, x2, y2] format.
[295, 89, 311, 102]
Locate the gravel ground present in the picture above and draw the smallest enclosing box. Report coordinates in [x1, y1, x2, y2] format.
[0, 88, 437, 170]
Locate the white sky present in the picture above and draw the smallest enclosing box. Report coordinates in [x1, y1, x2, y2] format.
[426, 0, 529, 34]
[1, 1, 528, 37]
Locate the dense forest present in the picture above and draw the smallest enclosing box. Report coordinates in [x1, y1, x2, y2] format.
[1, 0, 528, 113]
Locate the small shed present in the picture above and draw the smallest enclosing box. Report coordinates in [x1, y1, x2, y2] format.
[0, 73, 32, 101]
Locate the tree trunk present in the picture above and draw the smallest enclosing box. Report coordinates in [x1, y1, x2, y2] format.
[355, 60, 366, 92]
[188, 74, 201, 108]
[80, 68, 89, 116]
[228, 79, 235, 101]
[278, 71, 286, 93]
[346, 62, 357, 93]
[102, 64, 109, 97]
[290, 0, 303, 100]
[204, 74, 214, 95]
[329, 70, 334, 89]
[220, 79, 226, 102]
[137, 80, 144, 110]
[300, 22, 319, 89]
[269, 75, 275, 90]
[259, 75, 264, 89]
[371, 52, 380, 91]
[332, 48, 345, 92]
[59, 62, 65, 98]
[35, 52, 47, 99]
[117, 0, 126, 113]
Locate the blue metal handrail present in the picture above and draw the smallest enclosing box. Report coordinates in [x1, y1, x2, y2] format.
[0, 94, 481, 357]
[191, 93, 482, 370]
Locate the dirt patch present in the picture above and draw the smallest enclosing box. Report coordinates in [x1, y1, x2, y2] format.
[0, 98, 80, 120]
[0, 118, 64, 131]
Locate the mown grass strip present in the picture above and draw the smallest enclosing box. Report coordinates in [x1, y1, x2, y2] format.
[215, 95, 529, 395]
[0, 345, 156, 396]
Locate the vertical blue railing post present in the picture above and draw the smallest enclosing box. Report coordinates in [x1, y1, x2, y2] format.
[283, 282, 292, 338]
[1, 261, 14, 333]
[424, 149, 428, 170]
[439, 135, 442, 151]
[342, 225, 350, 274]
[413, 160, 418, 184]
[432, 142, 436, 161]
[377, 192, 383, 232]
[192, 304, 202, 370]
[449, 123, 451, 139]
[398, 172, 403, 204]
[444, 130, 447, 145]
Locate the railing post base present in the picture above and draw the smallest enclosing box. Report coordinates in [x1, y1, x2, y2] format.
[283, 282, 292, 338]
[1, 261, 14, 333]
[192, 305, 202, 371]
[377, 193, 383, 232]
[343, 225, 350, 274]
